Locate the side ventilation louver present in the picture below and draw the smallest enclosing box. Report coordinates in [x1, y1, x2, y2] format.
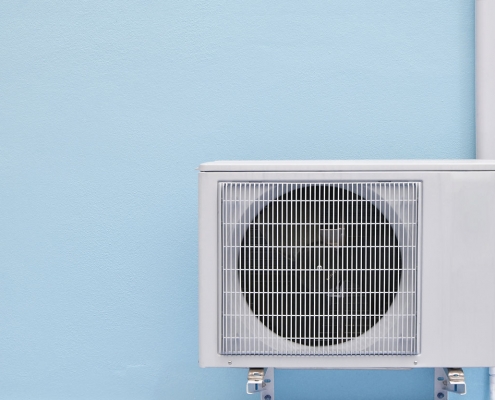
[221, 182, 420, 356]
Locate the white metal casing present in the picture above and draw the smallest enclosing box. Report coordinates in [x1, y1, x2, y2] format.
[199, 160, 495, 369]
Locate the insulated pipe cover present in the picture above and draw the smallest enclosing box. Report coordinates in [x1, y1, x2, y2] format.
[476, 0, 495, 159]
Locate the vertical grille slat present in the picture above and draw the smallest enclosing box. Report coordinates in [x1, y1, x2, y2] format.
[221, 182, 420, 356]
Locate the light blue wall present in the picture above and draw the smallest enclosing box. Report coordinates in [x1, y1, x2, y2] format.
[0, 1, 483, 399]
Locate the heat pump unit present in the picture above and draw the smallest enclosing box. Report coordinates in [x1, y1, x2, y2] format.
[198, 160, 495, 371]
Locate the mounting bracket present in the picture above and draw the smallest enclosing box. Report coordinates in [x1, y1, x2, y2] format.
[247, 368, 275, 400]
[434, 368, 467, 399]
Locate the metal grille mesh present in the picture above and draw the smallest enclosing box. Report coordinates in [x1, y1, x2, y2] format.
[221, 182, 420, 356]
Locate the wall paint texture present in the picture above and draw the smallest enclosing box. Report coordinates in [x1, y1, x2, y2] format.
[0, 1, 484, 399]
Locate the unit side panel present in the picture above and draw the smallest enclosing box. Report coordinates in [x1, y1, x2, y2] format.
[429, 172, 495, 366]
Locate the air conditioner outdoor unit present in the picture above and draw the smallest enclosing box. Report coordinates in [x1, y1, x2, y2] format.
[198, 160, 495, 394]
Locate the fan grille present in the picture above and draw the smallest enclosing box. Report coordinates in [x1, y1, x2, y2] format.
[221, 182, 420, 355]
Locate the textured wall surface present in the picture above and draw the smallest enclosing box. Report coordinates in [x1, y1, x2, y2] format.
[0, 1, 484, 399]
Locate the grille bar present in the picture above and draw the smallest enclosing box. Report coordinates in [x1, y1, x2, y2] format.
[221, 182, 420, 356]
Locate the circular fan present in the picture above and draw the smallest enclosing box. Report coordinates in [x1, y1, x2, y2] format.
[238, 185, 402, 347]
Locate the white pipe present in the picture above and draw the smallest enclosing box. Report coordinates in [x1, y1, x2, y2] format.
[476, 1, 495, 398]
[476, 0, 495, 159]
[490, 368, 495, 400]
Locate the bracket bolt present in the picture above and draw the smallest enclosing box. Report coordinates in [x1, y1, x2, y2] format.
[264, 396, 272, 400]
[437, 393, 445, 399]
[227, 361, 232, 365]
[414, 361, 418, 365]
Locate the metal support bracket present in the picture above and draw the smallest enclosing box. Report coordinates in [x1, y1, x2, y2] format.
[247, 368, 275, 400]
[434, 368, 467, 399]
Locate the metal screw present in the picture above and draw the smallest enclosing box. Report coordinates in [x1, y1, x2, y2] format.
[437, 392, 445, 399]
[414, 361, 418, 365]
[228, 361, 232, 365]
[264, 395, 272, 400]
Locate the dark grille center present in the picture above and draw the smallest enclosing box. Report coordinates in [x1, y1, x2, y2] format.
[238, 185, 402, 347]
